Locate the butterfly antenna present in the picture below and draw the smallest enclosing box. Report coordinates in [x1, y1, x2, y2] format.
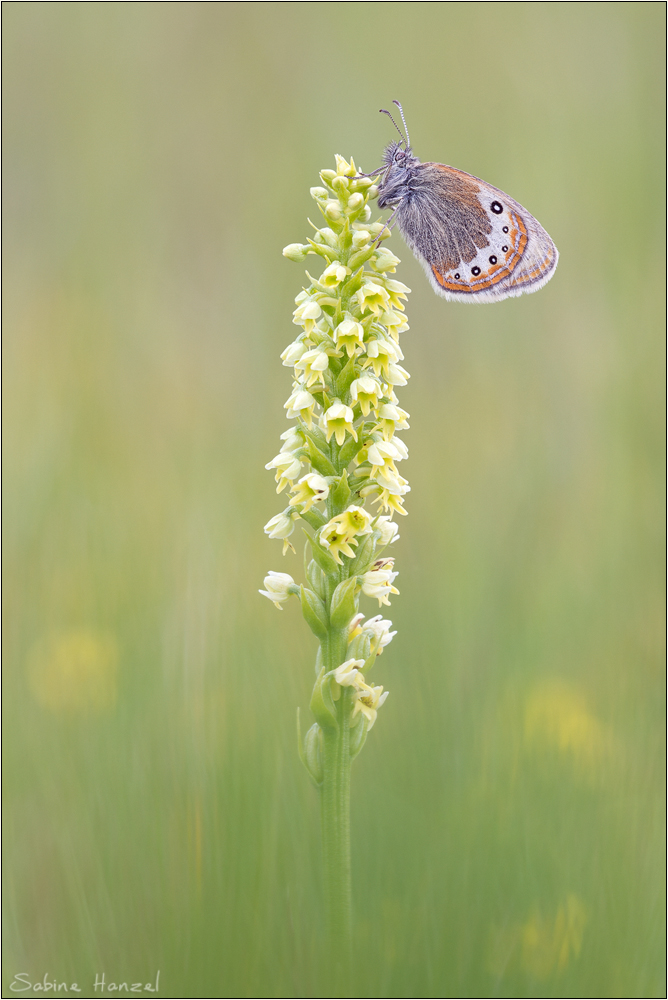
[392, 100, 410, 148]
[379, 107, 407, 148]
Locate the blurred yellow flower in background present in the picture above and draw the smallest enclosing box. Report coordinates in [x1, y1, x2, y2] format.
[490, 894, 588, 981]
[27, 629, 118, 713]
[524, 680, 611, 775]
[521, 894, 588, 979]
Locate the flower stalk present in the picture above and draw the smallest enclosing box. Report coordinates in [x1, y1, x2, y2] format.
[261, 155, 410, 975]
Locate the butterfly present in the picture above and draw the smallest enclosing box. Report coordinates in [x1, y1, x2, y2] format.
[370, 101, 558, 303]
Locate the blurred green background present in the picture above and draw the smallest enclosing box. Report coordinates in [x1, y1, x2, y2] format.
[3, 3, 664, 997]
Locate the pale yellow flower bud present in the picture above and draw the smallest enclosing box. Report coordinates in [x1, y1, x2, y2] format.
[325, 202, 343, 222]
[352, 229, 372, 249]
[283, 243, 310, 262]
[259, 571, 297, 609]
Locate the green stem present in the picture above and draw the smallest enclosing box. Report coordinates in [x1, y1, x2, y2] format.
[320, 631, 352, 986]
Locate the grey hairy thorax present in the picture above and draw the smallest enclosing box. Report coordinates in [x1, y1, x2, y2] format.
[377, 142, 421, 210]
[377, 143, 492, 270]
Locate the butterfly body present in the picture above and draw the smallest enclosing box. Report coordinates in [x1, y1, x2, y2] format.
[375, 134, 558, 303]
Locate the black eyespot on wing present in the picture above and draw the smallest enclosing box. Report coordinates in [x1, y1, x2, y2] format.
[471, 266, 481, 276]
[491, 201, 503, 214]
[454, 273, 460, 280]
[489, 256, 497, 265]
[502, 245, 509, 252]
[502, 226, 509, 233]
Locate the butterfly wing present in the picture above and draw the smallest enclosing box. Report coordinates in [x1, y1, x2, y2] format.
[395, 163, 558, 303]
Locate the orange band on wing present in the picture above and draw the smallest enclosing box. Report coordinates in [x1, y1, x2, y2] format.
[510, 242, 557, 287]
[432, 211, 528, 293]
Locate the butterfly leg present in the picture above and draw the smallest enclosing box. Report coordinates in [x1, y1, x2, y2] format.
[373, 207, 399, 246]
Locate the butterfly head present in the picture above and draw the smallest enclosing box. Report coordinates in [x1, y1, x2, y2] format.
[382, 140, 414, 167]
[376, 102, 421, 208]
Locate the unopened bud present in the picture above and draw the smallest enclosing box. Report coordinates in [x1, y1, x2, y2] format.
[283, 243, 309, 262]
[325, 202, 343, 222]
